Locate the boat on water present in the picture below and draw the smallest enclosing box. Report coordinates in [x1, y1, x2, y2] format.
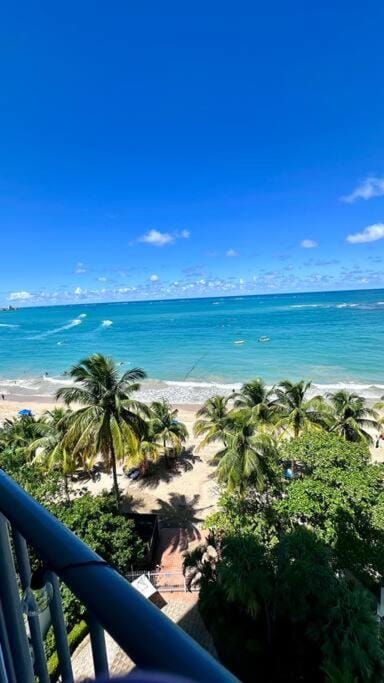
[258, 336, 270, 343]
[234, 340, 245, 345]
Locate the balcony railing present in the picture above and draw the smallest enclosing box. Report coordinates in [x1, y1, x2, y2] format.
[0, 470, 236, 682]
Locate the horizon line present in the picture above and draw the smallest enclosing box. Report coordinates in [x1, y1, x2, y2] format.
[4, 285, 384, 311]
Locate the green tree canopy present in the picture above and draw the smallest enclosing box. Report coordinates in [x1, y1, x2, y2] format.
[201, 431, 384, 680]
[276, 433, 384, 585]
[196, 527, 384, 682]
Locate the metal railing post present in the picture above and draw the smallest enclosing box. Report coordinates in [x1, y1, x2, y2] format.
[87, 613, 109, 678]
[0, 643, 9, 683]
[12, 530, 50, 683]
[46, 572, 74, 683]
[0, 472, 237, 683]
[0, 514, 34, 683]
[0, 599, 16, 683]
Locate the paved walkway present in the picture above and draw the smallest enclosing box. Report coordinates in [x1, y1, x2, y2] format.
[71, 526, 214, 681]
[71, 599, 216, 681]
[155, 527, 203, 570]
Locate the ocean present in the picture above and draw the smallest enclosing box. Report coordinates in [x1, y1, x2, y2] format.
[0, 289, 383, 404]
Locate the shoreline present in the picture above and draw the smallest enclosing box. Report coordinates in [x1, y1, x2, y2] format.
[0, 394, 203, 415]
[0, 375, 384, 406]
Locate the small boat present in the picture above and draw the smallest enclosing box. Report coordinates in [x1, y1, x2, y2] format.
[258, 336, 270, 343]
[234, 340, 245, 345]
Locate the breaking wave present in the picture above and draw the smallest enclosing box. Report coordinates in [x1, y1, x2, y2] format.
[290, 301, 384, 311]
[28, 318, 83, 340]
[0, 374, 383, 404]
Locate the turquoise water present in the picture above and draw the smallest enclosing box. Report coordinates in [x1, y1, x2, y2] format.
[0, 289, 383, 402]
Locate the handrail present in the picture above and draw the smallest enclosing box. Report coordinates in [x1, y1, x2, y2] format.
[0, 471, 237, 682]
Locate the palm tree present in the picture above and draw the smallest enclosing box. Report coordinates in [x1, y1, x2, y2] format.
[56, 354, 148, 509]
[374, 395, 384, 411]
[327, 390, 380, 444]
[213, 413, 278, 494]
[29, 407, 76, 501]
[273, 380, 327, 439]
[150, 399, 188, 463]
[193, 395, 231, 449]
[234, 378, 275, 423]
[374, 396, 384, 439]
[127, 424, 161, 474]
[0, 415, 44, 459]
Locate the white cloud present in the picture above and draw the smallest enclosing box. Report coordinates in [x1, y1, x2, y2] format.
[97, 276, 107, 282]
[74, 286, 83, 295]
[150, 274, 159, 282]
[346, 223, 384, 244]
[341, 176, 384, 203]
[75, 262, 87, 274]
[139, 229, 173, 246]
[137, 228, 190, 247]
[226, 249, 239, 257]
[8, 291, 33, 301]
[300, 239, 318, 249]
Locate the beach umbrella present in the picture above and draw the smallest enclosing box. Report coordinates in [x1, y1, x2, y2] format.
[18, 409, 32, 417]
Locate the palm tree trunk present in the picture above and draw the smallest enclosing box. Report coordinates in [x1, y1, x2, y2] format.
[292, 422, 300, 471]
[140, 454, 149, 475]
[163, 436, 168, 465]
[64, 473, 70, 502]
[110, 441, 120, 511]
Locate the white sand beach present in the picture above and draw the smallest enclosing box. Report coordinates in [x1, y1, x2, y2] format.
[0, 398, 220, 522]
[2, 397, 384, 514]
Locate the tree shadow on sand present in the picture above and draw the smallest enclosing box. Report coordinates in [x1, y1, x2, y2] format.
[153, 493, 203, 552]
[137, 447, 201, 490]
[121, 493, 145, 513]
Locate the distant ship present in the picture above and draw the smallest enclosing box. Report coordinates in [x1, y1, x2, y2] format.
[258, 336, 270, 343]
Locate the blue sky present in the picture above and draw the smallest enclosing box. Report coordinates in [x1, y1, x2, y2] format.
[1, 1, 384, 306]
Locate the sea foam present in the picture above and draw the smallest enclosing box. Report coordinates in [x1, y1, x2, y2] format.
[0, 375, 383, 404]
[28, 318, 83, 340]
